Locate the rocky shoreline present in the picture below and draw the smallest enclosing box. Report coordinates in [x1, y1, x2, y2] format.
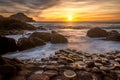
[1, 49, 120, 80]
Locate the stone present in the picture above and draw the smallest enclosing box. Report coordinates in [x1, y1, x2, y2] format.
[29, 32, 51, 42]
[17, 37, 35, 51]
[87, 27, 108, 37]
[43, 70, 58, 77]
[50, 33, 68, 44]
[28, 74, 49, 80]
[63, 70, 77, 78]
[0, 36, 17, 54]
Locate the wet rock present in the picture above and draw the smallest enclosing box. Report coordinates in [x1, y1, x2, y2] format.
[28, 74, 49, 80]
[86, 61, 95, 68]
[77, 72, 93, 80]
[29, 32, 51, 42]
[17, 38, 35, 51]
[51, 75, 69, 80]
[51, 33, 68, 44]
[29, 37, 46, 46]
[106, 30, 120, 41]
[63, 70, 77, 78]
[0, 65, 17, 77]
[43, 70, 58, 77]
[0, 36, 17, 54]
[87, 27, 108, 37]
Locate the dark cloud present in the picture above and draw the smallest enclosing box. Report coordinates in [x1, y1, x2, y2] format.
[0, 0, 60, 13]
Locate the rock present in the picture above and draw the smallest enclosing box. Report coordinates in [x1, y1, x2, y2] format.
[86, 61, 95, 68]
[17, 38, 35, 51]
[9, 13, 35, 22]
[77, 72, 93, 80]
[29, 32, 51, 42]
[28, 74, 49, 80]
[63, 70, 76, 78]
[43, 70, 58, 77]
[0, 65, 17, 77]
[87, 27, 108, 37]
[106, 30, 120, 41]
[0, 36, 17, 54]
[51, 75, 69, 80]
[51, 33, 68, 44]
[0, 18, 36, 31]
[29, 37, 46, 46]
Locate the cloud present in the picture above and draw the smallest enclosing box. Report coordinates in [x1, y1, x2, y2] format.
[0, 0, 61, 13]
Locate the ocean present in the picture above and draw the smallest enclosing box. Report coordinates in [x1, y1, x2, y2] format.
[3, 22, 120, 62]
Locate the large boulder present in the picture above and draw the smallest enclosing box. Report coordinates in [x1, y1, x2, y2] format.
[9, 13, 35, 22]
[29, 32, 51, 42]
[17, 38, 35, 51]
[0, 36, 17, 54]
[0, 18, 36, 31]
[0, 56, 24, 79]
[50, 33, 68, 44]
[17, 37, 46, 51]
[87, 27, 108, 37]
[106, 30, 120, 41]
[29, 37, 46, 46]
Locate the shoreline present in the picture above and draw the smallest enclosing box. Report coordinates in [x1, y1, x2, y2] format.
[1, 48, 120, 80]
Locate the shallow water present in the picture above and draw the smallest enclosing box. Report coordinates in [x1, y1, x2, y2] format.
[3, 22, 120, 60]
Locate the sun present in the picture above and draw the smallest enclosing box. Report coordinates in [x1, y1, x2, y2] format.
[68, 15, 73, 21]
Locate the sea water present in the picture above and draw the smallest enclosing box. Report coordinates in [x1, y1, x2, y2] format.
[3, 22, 120, 61]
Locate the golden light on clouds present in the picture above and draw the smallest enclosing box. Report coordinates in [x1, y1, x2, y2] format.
[0, 0, 120, 22]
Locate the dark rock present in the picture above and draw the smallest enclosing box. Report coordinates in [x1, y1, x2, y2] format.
[0, 18, 36, 34]
[28, 74, 49, 80]
[29, 37, 46, 46]
[29, 32, 51, 42]
[87, 27, 108, 37]
[106, 30, 120, 41]
[77, 72, 93, 80]
[0, 36, 17, 54]
[17, 38, 35, 51]
[50, 33, 68, 44]
[9, 13, 35, 22]
[0, 64, 17, 77]
[86, 61, 95, 68]
[51, 75, 69, 80]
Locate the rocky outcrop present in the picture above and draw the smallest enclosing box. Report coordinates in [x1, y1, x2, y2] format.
[0, 18, 36, 31]
[29, 32, 68, 44]
[22, 49, 120, 80]
[0, 15, 4, 20]
[87, 27, 108, 37]
[106, 30, 120, 41]
[0, 56, 24, 80]
[29, 32, 52, 42]
[17, 37, 46, 51]
[51, 33, 68, 43]
[0, 36, 17, 54]
[0, 18, 36, 35]
[9, 13, 35, 22]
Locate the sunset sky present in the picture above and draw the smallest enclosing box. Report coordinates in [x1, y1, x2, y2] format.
[0, 0, 120, 22]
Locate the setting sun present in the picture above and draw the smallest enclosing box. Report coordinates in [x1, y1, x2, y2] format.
[68, 15, 73, 21]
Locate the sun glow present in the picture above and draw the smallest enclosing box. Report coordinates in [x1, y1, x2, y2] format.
[68, 15, 73, 21]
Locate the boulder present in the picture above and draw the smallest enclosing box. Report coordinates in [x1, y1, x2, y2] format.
[0, 36, 17, 54]
[17, 37, 46, 51]
[50, 33, 68, 44]
[29, 37, 46, 46]
[106, 30, 120, 41]
[0, 56, 24, 79]
[17, 38, 35, 51]
[9, 13, 35, 22]
[0, 65, 17, 77]
[87, 27, 108, 37]
[29, 32, 51, 42]
[0, 18, 36, 31]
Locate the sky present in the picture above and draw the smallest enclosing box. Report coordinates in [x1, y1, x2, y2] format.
[0, 0, 120, 22]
